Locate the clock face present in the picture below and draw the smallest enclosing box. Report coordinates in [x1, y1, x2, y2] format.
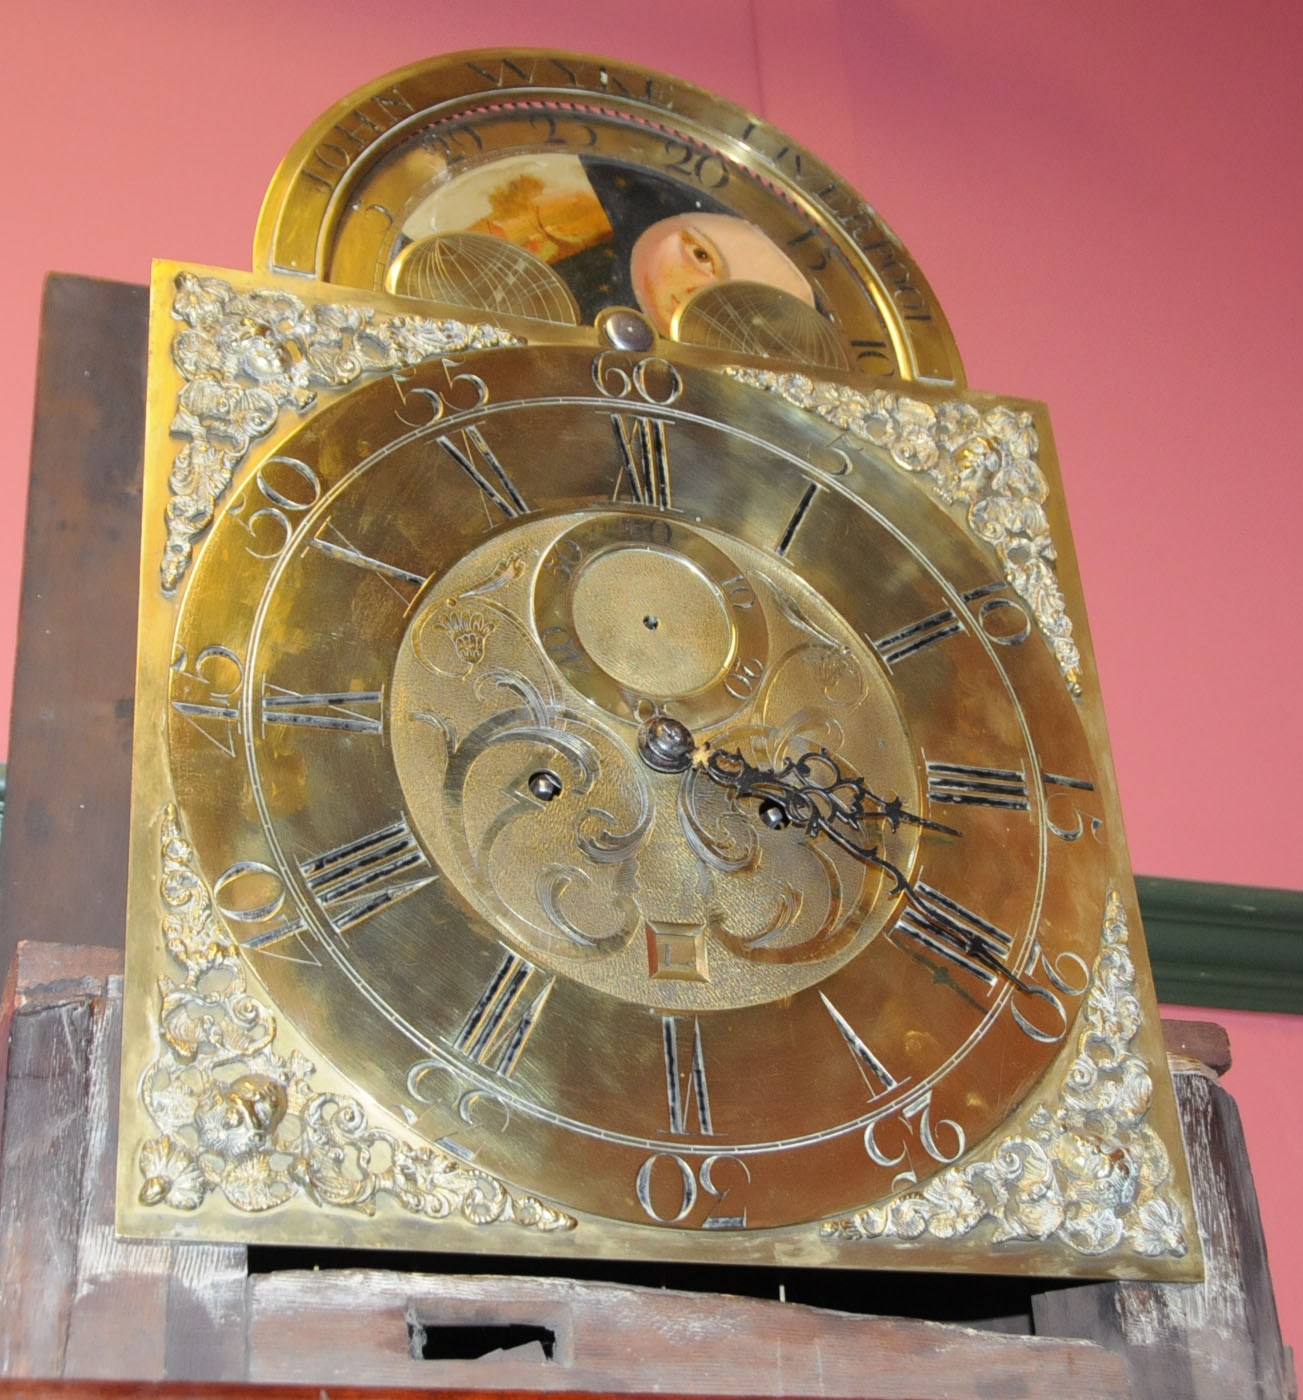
[253, 49, 963, 384]
[163, 341, 1111, 1238]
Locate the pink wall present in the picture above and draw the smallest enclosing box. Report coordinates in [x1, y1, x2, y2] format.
[4, 0, 1299, 1357]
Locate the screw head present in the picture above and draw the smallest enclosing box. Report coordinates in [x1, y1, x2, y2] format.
[636, 715, 696, 773]
[600, 308, 656, 352]
[528, 770, 564, 802]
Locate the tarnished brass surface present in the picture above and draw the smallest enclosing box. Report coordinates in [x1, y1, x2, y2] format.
[117, 262, 1199, 1279]
[252, 49, 963, 386]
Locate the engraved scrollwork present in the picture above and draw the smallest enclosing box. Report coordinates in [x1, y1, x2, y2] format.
[436, 683, 653, 957]
[161, 271, 522, 594]
[821, 889, 1188, 1259]
[728, 368, 1082, 693]
[136, 805, 575, 1232]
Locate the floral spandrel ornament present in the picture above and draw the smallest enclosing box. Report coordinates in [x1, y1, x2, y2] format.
[161, 272, 522, 595]
[821, 890, 1188, 1260]
[729, 369, 1082, 693]
[136, 805, 575, 1233]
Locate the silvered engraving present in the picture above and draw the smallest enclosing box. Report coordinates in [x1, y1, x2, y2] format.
[729, 368, 1083, 692]
[822, 889, 1188, 1259]
[136, 805, 575, 1231]
[161, 271, 522, 593]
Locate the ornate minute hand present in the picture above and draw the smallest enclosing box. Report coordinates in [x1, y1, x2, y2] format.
[636, 717, 1035, 995]
[636, 714, 957, 891]
[696, 746, 959, 864]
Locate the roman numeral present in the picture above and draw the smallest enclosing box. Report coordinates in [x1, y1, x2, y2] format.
[871, 607, 963, 664]
[298, 819, 435, 935]
[261, 682, 385, 735]
[610, 413, 672, 509]
[926, 761, 1030, 811]
[307, 521, 427, 604]
[437, 425, 529, 518]
[869, 582, 1009, 666]
[820, 994, 901, 1098]
[661, 1016, 716, 1136]
[455, 951, 553, 1078]
[891, 883, 1015, 989]
[171, 698, 240, 757]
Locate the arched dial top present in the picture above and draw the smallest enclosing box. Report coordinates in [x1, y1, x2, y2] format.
[253, 48, 964, 385]
[166, 342, 1107, 1235]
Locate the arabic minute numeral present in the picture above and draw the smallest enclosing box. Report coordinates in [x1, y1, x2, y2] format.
[864, 1090, 966, 1190]
[170, 644, 244, 758]
[227, 455, 322, 562]
[1042, 771, 1104, 842]
[636, 1152, 750, 1229]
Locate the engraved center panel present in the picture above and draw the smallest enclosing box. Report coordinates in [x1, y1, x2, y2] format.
[390, 508, 921, 1014]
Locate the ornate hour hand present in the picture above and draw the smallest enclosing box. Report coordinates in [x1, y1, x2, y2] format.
[635, 718, 1037, 994]
[635, 715, 959, 877]
[697, 745, 960, 846]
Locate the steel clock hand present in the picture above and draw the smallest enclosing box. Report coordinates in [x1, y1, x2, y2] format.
[634, 717, 1033, 994]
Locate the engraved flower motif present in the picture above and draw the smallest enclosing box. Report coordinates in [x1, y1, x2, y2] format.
[437, 609, 496, 664]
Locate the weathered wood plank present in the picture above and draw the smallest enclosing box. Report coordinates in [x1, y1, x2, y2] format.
[5, 944, 1296, 1398]
[1160, 1020, 1232, 1077]
[0, 993, 96, 1374]
[1033, 1064, 1297, 1399]
[247, 1269, 1130, 1398]
[62, 991, 250, 1383]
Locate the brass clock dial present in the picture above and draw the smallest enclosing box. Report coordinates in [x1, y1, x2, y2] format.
[253, 49, 963, 384]
[131, 326, 1185, 1259]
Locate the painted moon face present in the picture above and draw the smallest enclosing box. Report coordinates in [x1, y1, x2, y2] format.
[630, 213, 815, 336]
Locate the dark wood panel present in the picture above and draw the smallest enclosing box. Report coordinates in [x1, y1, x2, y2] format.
[0, 275, 147, 980]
